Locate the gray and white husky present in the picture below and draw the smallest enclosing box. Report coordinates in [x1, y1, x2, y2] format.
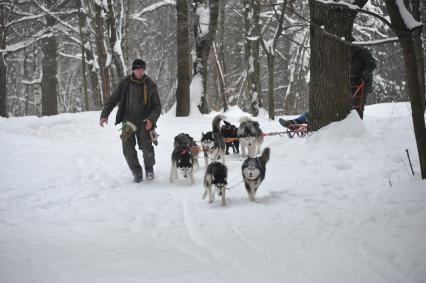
[203, 162, 228, 206]
[201, 115, 226, 168]
[169, 133, 197, 185]
[241, 147, 270, 202]
[237, 116, 264, 158]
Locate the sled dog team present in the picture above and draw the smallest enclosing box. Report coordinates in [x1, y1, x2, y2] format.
[169, 114, 270, 206]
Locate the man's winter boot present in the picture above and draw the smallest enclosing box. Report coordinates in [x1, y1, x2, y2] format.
[279, 118, 294, 128]
[145, 166, 154, 181]
[133, 175, 143, 183]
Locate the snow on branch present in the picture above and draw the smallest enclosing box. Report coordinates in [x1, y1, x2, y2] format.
[32, 0, 80, 34]
[314, 0, 360, 10]
[0, 29, 53, 54]
[395, 0, 423, 30]
[131, 0, 175, 21]
[353, 37, 400, 46]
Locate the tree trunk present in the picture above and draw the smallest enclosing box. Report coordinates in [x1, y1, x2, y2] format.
[192, 0, 219, 114]
[216, 0, 226, 101]
[77, 0, 89, 111]
[384, 0, 426, 178]
[0, 6, 8, 117]
[212, 43, 227, 111]
[175, 0, 191, 116]
[308, 0, 359, 131]
[244, 0, 261, 116]
[41, 12, 58, 116]
[94, 1, 111, 102]
[411, 0, 425, 107]
[106, 0, 125, 80]
[267, 53, 275, 120]
[0, 53, 6, 117]
[85, 43, 102, 109]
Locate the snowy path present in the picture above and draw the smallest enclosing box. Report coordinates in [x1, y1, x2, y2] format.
[1, 104, 425, 283]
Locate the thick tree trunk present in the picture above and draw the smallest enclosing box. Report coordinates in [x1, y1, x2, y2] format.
[0, 53, 6, 117]
[193, 0, 219, 114]
[94, 2, 111, 102]
[106, 0, 125, 80]
[308, 0, 358, 131]
[384, 0, 426, 178]
[212, 43, 227, 111]
[267, 54, 275, 120]
[77, 0, 89, 111]
[244, 0, 261, 116]
[85, 43, 102, 109]
[218, 0, 226, 85]
[175, 0, 191, 116]
[0, 6, 8, 117]
[41, 12, 58, 116]
[411, 0, 425, 107]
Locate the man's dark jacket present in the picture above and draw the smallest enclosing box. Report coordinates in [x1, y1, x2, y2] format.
[100, 74, 162, 126]
[351, 45, 376, 94]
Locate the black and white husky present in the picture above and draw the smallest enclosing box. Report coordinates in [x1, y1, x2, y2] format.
[241, 147, 270, 202]
[203, 162, 228, 206]
[169, 133, 197, 185]
[237, 116, 264, 158]
[201, 115, 226, 168]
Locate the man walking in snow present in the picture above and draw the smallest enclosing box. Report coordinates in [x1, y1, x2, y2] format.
[99, 59, 162, 183]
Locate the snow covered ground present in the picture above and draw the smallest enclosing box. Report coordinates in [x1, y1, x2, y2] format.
[0, 102, 425, 283]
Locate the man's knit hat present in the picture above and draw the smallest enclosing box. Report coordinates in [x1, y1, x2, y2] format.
[132, 59, 146, 70]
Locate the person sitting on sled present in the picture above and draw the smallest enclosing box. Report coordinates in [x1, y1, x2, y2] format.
[279, 36, 376, 128]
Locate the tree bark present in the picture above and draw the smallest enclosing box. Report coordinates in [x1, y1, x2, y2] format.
[94, 1, 111, 102]
[267, 54, 274, 120]
[106, 0, 125, 80]
[0, 53, 6, 117]
[175, 0, 191, 116]
[41, 9, 58, 116]
[410, 0, 425, 108]
[384, 0, 426, 178]
[308, 0, 366, 131]
[244, 0, 261, 116]
[0, 4, 8, 117]
[192, 0, 219, 114]
[212, 42, 227, 111]
[77, 0, 89, 111]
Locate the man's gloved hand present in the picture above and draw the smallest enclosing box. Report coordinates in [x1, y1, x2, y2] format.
[144, 119, 153, 130]
[100, 117, 108, 127]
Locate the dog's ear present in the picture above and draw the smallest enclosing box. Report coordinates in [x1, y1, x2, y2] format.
[223, 120, 231, 126]
[202, 132, 205, 137]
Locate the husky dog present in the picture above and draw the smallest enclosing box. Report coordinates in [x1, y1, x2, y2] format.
[203, 162, 228, 206]
[221, 120, 240, 155]
[174, 133, 199, 169]
[241, 147, 270, 202]
[237, 116, 264, 158]
[170, 133, 198, 185]
[201, 115, 226, 168]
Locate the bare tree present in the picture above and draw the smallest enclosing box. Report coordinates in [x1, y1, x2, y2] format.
[259, 1, 286, 120]
[175, 0, 191, 116]
[93, 1, 111, 103]
[243, 0, 261, 116]
[384, 0, 426, 178]
[308, 0, 368, 131]
[40, 0, 59, 116]
[106, 0, 126, 80]
[192, 0, 219, 114]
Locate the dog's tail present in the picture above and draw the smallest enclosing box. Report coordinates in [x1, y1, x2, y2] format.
[213, 114, 226, 133]
[260, 147, 270, 165]
[239, 116, 251, 124]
